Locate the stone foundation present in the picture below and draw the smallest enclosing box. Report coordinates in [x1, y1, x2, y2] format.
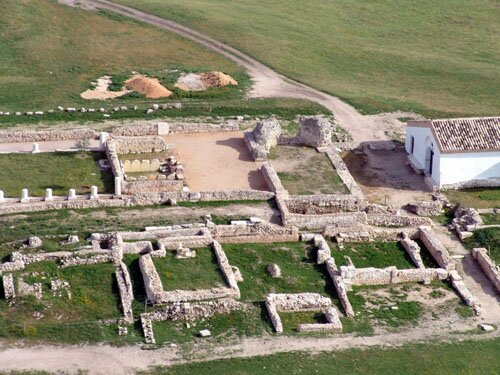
[473, 248, 500, 294]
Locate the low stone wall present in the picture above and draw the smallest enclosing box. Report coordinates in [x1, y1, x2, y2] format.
[286, 211, 367, 231]
[473, 248, 500, 293]
[449, 270, 480, 314]
[111, 136, 169, 154]
[244, 118, 281, 161]
[400, 236, 425, 268]
[168, 122, 239, 134]
[60, 254, 114, 268]
[265, 292, 334, 334]
[324, 147, 364, 198]
[122, 179, 184, 195]
[212, 222, 298, 244]
[260, 163, 287, 196]
[367, 214, 433, 227]
[212, 241, 240, 294]
[115, 261, 134, 323]
[139, 254, 164, 304]
[286, 195, 365, 215]
[0, 128, 97, 143]
[2, 274, 15, 299]
[325, 257, 354, 317]
[418, 227, 455, 271]
[297, 306, 342, 333]
[140, 298, 241, 344]
[155, 287, 239, 304]
[341, 265, 448, 286]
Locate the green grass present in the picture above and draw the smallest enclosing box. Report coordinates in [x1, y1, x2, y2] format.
[463, 227, 500, 264]
[0, 0, 242, 112]
[481, 214, 500, 225]
[0, 151, 113, 197]
[0, 204, 260, 250]
[0, 0, 330, 124]
[153, 247, 227, 291]
[330, 241, 415, 269]
[0, 98, 329, 128]
[222, 242, 338, 303]
[444, 188, 500, 209]
[143, 338, 500, 374]
[0, 262, 143, 344]
[279, 311, 327, 334]
[269, 146, 349, 195]
[114, 0, 499, 117]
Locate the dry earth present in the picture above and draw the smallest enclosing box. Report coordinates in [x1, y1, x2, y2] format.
[163, 131, 268, 191]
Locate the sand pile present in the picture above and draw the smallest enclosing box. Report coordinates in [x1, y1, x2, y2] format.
[80, 76, 130, 100]
[175, 71, 238, 91]
[125, 75, 172, 99]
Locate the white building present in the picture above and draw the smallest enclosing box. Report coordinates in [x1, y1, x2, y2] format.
[405, 117, 500, 189]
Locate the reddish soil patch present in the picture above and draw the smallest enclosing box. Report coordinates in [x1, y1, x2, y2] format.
[163, 131, 268, 191]
[125, 75, 172, 98]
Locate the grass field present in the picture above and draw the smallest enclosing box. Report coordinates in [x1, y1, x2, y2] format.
[268, 146, 349, 195]
[0, 151, 113, 197]
[329, 241, 415, 269]
[0, 0, 242, 112]
[114, 0, 500, 117]
[444, 188, 500, 209]
[153, 247, 227, 291]
[143, 338, 500, 374]
[464, 227, 500, 264]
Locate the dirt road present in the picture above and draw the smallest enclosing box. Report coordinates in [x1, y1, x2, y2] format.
[60, 0, 416, 144]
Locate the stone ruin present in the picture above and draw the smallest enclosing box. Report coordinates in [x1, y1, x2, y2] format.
[295, 116, 333, 148]
[451, 207, 483, 240]
[244, 118, 281, 160]
[265, 293, 342, 334]
[266, 263, 282, 278]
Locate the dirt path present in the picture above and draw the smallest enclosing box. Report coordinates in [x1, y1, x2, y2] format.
[59, 0, 415, 145]
[1, 327, 499, 374]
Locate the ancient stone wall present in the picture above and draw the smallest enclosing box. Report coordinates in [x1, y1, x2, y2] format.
[260, 163, 287, 196]
[212, 241, 240, 295]
[115, 261, 134, 323]
[212, 222, 298, 244]
[139, 254, 164, 304]
[295, 116, 332, 148]
[111, 136, 169, 154]
[400, 236, 425, 268]
[324, 147, 364, 198]
[367, 214, 433, 227]
[244, 118, 281, 161]
[473, 248, 500, 293]
[0, 128, 97, 143]
[418, 227, 455, 271]
[325, 257, 354, 317]
[2, 274, 15, 299]
[286, 211, 367, 231]
[342, 266, 448, 286]
[122, 179, 184, 195]
[297, 306, 342, 333]
[449, 270, 480, 314]
[140, 298, 241, 344]
[286, 194, 365, 215]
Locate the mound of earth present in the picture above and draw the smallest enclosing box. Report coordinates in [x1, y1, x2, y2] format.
[175, 71, 238, 91]
[125, 75, 172, 99]
[80, 75, 130, 100]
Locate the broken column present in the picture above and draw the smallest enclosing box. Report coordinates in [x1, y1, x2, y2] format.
[21, 188, 29, 203]
[32, 143, 40, 153]
[0, 190, 4, 203]
[68, 189, 76, 200]
[45, 188, 53, 201]
[114, 177, 122, 197]
[90, 186, 99, 200]
[99, 132, 108, 150]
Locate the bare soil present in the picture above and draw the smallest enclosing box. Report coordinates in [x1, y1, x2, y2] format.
[125, 75, 172, 98]
[343, 146, 433, 207]
[175, 71, 238, 91]
[163, 131, 268, 191]
[80, 75, 130, 100]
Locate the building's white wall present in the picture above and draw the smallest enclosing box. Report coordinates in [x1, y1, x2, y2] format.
[439, 152, 500, 186]
[405, 127, 434, 168]
[405, 126, 441, 184]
